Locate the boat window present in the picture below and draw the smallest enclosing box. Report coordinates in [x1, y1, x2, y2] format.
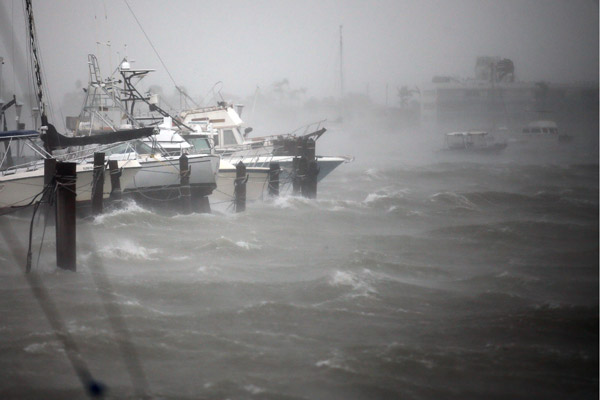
[186, 138, 212, 154]
[531, 128, 541, 133]
[523, 128, 530, 133]
[134, 140, 153, 154]
[223, 129, 237, 146]
[104, 143, 130, 155]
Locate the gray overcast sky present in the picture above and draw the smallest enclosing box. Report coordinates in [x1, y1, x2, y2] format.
[1, 0, 598, 109]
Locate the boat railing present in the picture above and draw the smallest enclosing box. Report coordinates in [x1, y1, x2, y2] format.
[287, 119, 327, 137]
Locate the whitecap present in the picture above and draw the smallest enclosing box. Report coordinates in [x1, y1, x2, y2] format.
[92, 200, 151, 225]
[244, 384, 266, 395]
[235, 241, 261, 250]
[96, 239, 160, 261]
[430, 191, 478, 210]
[329, 270, 377, 296]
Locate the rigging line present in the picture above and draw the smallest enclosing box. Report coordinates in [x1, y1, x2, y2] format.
[0, 219, 106, 399]
[25, 185, 47, 272]
[11, 0, 17, 95]
[34, 188, 54, 271]
[122, 0, 186, 97]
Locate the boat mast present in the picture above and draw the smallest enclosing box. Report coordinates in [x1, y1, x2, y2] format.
[339, 25, 344, 100]
[24, 0, 47, 127]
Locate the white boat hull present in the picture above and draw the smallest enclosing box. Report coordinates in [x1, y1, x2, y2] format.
[119, 154, 220, 200]
[221, 155, 349, 182]
[0, 160, 141, 209]
[211, 167, 271, 204]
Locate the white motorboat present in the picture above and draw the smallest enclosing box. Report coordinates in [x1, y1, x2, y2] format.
[102, 138, 219, 201]
[68, 55, 220, 203]
[0, 130, 142, 210]
[178, 102, 352, 189]
[443, 131, 507, 154]
[522, 120, 572, 142]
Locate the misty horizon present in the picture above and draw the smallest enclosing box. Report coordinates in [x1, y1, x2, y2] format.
[0, 0, 598, 122]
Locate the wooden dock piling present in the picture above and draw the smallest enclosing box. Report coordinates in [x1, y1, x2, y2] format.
[91, 152, 105, 215]
[269, 162, 280, 197]
[234, 161, 247, 212]
[108, 160, 122, 205]
[43, 158, 56, 204]
[292, 157, 301, 195]
[179, 154, 192, 214]
[55, 162, 76, 271]
[305, 160, 319, 199]
[305, 138, 316, 161]
[298, 157, 308, 197]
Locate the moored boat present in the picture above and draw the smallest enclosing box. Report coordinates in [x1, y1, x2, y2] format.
[443, 131, 507, 154]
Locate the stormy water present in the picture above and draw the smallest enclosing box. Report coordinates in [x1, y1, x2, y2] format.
[0, 115, 598, 399]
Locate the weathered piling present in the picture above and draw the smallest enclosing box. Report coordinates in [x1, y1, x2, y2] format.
[292, 157, 301, 195]
[268, 162, 280, 197]
[179, 154, 192, 214]
[43, 158, 56, 205]
[108, 160, 122, 205]
[234, 161, 247, 212]
[43, 158, 57, 189]
[91, 152, 105, 215]
[55, 162, 76, 271]
[298, 156, 308, 197]
[305, 138, 316, 161]
[304, 160, 319, 199]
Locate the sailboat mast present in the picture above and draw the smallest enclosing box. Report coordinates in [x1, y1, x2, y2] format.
[24, 0, 47, 126]
[339, 25, 344, 99]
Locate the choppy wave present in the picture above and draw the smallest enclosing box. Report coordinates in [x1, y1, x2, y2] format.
[198, 235, 263, 253]
[90, 239, 160, 261]
[429, 191, 479, 211]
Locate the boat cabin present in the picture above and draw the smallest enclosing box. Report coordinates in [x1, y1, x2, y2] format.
[179, 103, 247, 149]
[522, 120, 558, 135]
[445, 131, 490, 149]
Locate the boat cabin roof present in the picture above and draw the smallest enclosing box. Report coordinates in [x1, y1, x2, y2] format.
[446, 131, 488, 137]
[180, 105, 243, 129]
[525, 120, 557, 128]
[0, 130, 39, 140]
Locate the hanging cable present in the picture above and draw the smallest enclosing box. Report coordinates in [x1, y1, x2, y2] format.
[122, 0, 198, 108]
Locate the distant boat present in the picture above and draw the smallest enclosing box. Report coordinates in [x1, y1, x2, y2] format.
[443, 131, 507, 154]
[522, 120, 573, 142]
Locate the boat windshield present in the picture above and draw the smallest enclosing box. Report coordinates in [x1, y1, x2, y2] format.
[186, 137, 212, 154]
[0, 136, 46, 170]
[104, 140, 153, 156]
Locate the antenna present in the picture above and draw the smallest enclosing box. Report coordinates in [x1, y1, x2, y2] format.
[339, 25, 344, 99]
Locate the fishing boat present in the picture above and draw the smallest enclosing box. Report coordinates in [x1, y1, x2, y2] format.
[178, 102, 352, 194]
[443, 131, 507, 154]
[0, 129, 142, 210]
[70, 55, 220, 203]
[522, 120, 572, 142]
